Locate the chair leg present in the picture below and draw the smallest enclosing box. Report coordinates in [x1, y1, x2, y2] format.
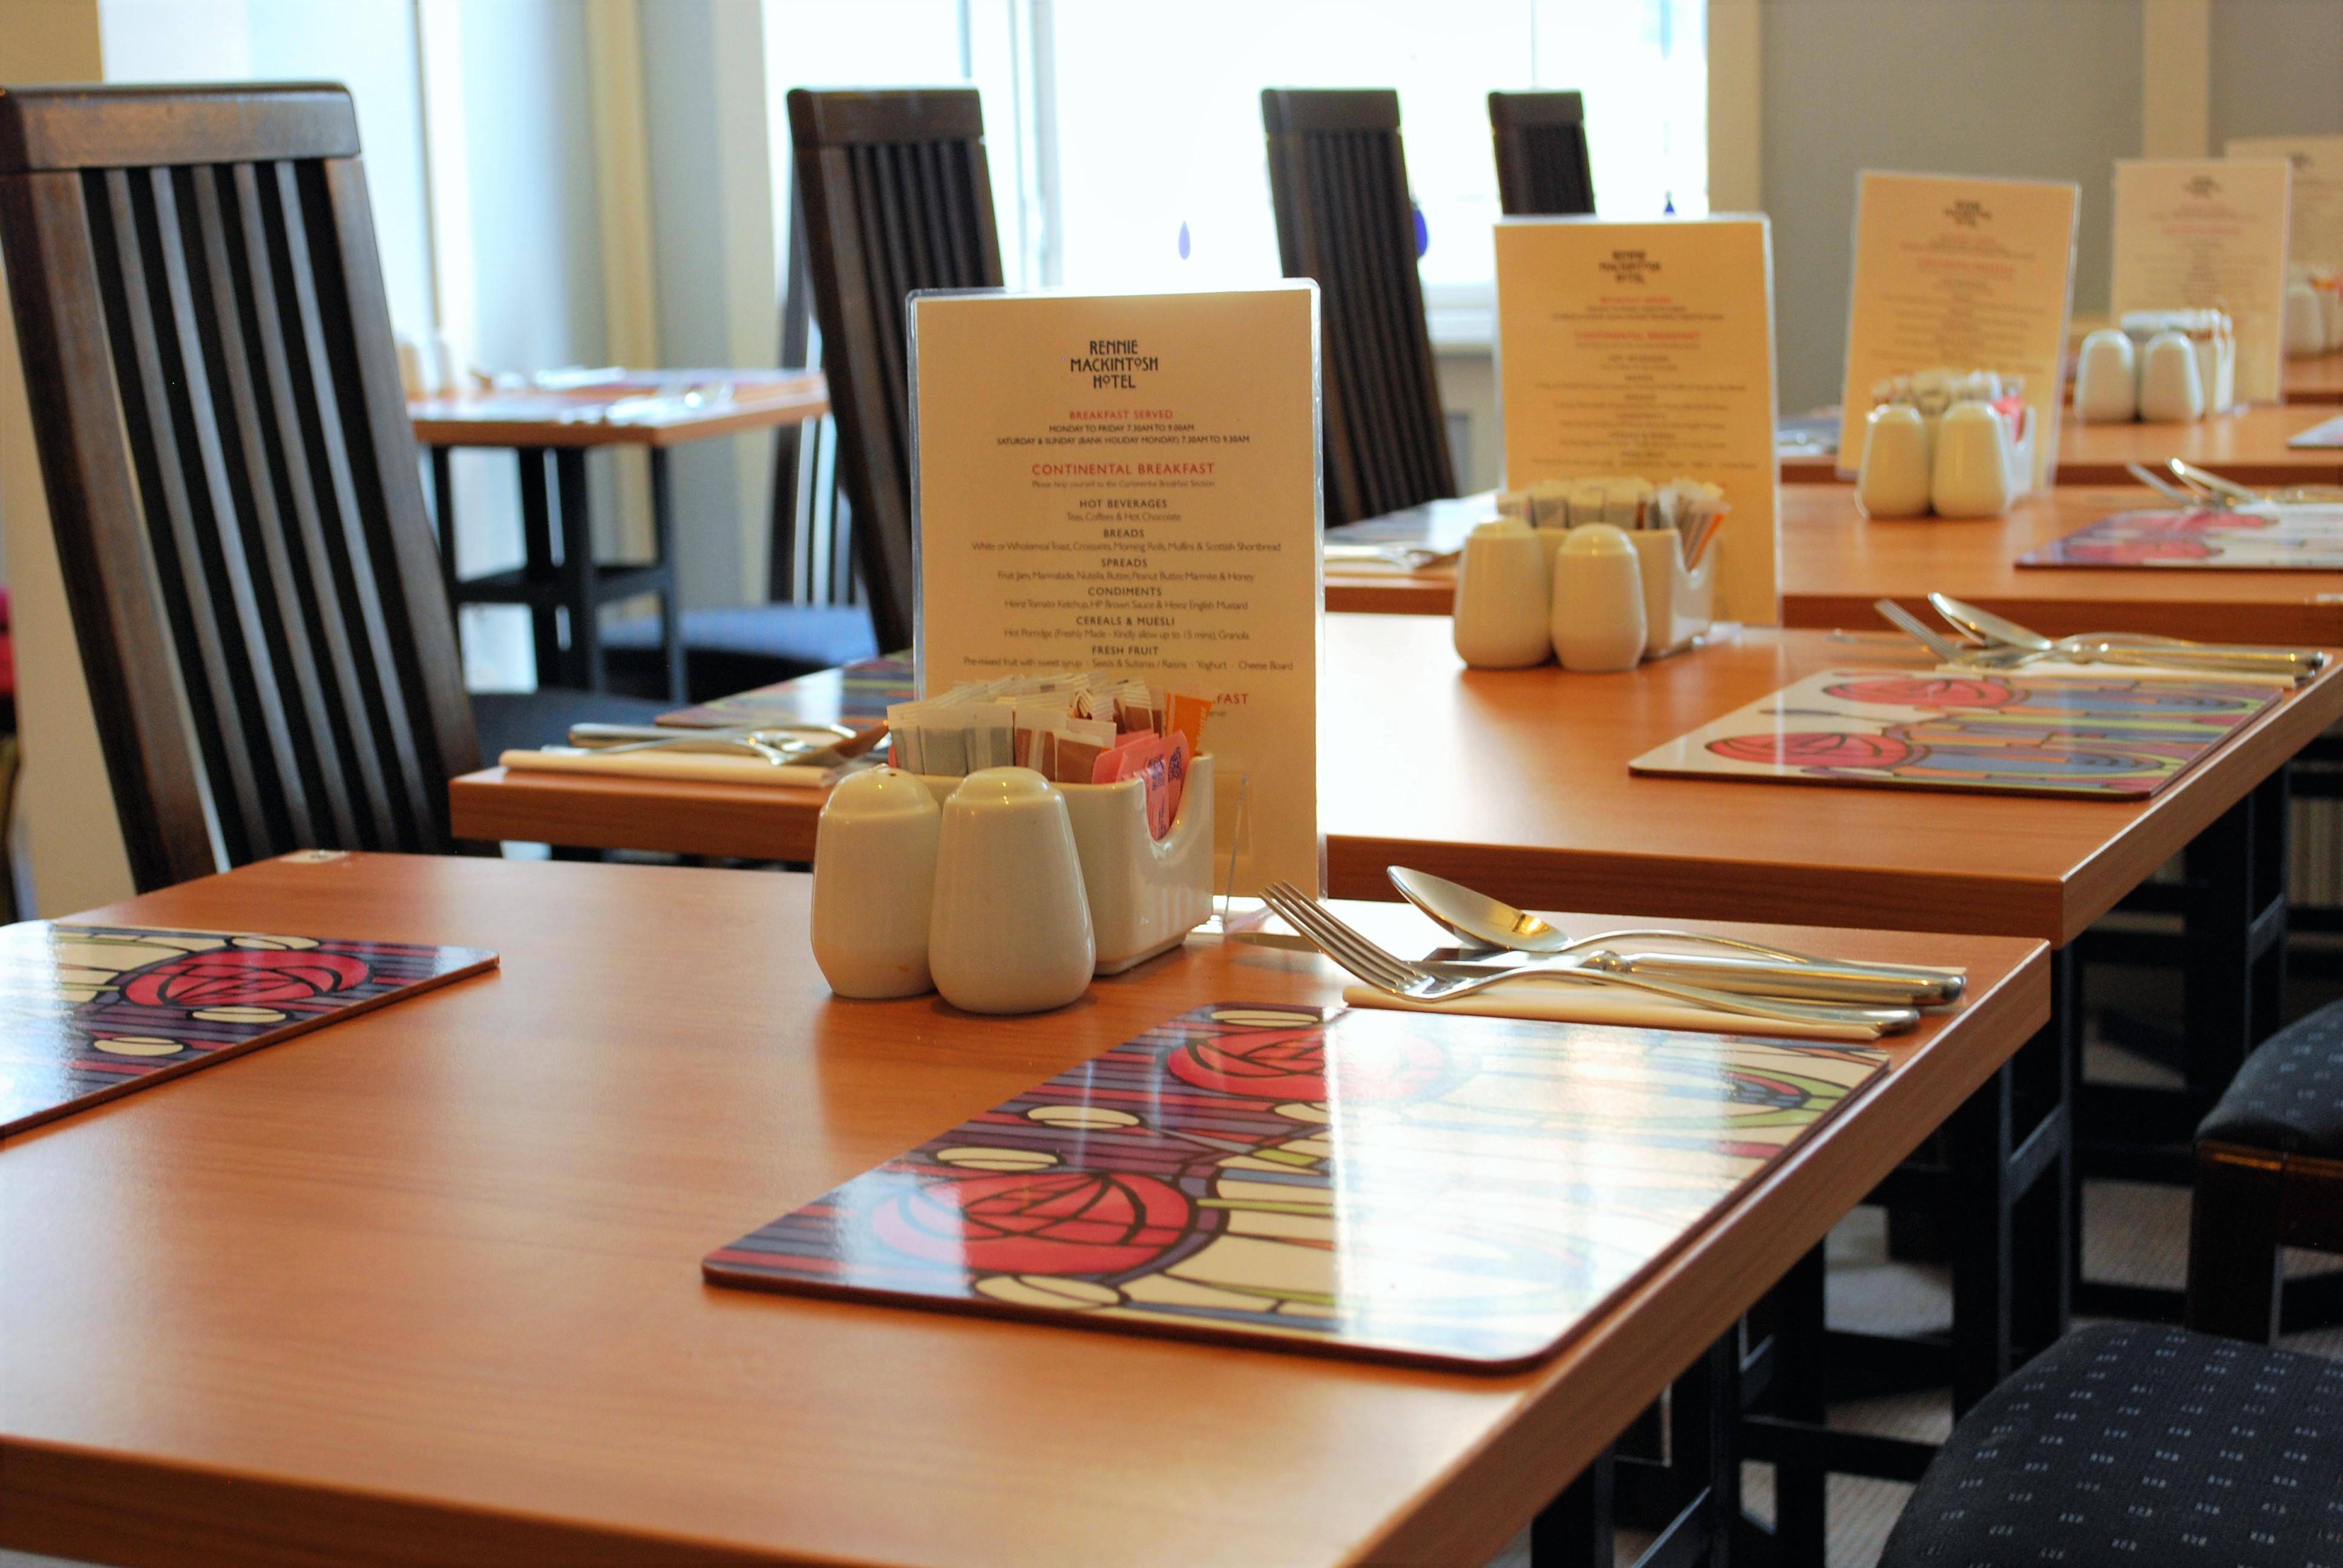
[2186, 1143, 2286, 1344]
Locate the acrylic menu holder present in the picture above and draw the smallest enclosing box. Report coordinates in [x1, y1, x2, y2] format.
[906, 284, 1325, 897]
[706, 1001, 1889, 1371]
[914, 754, 1216, 973]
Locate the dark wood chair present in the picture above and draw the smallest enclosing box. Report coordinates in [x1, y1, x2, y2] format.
[0, 82, 658, 889]
[1261, 88, 1454, 528]
[1489, 90, 1595, 216]
[785, 86, 1004, 656]
[2185, 1000, 2343, 1341]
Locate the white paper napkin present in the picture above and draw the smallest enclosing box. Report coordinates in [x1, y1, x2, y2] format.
[1338, 982, 1887, 1042]
[498, 747, 856, 789]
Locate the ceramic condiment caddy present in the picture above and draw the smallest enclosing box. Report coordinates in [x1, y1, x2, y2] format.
[1855, 370, 2034, 518]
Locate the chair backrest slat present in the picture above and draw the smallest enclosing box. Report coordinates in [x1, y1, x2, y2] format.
[1489, 91, 1596, 217]
[1262, 88, 1454, 526]
[0, 83, 477, 890]
[788, 88, 1003, 655]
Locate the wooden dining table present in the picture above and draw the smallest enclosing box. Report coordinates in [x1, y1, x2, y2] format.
[454, 621, 2342, 947]
[0, 851, 2046, 1568]
[412, 368, 831, 698]
[1775, 483, 2343, 644]
[1781, 402, 2343, 486]
[2288, 348, 2343, 405]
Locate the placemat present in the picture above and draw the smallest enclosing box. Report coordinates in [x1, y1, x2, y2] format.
[661, 655, 914, 730]
[2288, 413, 2343, 448]
[0, 923, 497, 1136]
[706, 1002, 1887, 1371]
[1629, 668, 2284, 799]
[2016, 506, 2343, 569]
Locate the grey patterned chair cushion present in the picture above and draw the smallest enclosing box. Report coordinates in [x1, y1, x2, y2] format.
[1879, 1324, 2343, 1566]
[2197, 999, 2343, 1158]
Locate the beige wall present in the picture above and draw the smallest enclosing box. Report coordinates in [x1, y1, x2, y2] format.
[0, 0, 141, 915]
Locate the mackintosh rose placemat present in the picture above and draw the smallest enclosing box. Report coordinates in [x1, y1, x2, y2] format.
[706, 1002, 1885, 1370]
[0, 924, 497, 1136]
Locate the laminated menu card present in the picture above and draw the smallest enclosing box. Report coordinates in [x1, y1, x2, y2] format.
[2228, 135, 2343, 270]
[706, 1001, 1886, 1370]
[0, 922, 497, 1135]
[1631, 669, 2281, 799]
[1837, 172, 2080, 489]
[912, 285, 1322, 894]
[1495, 217, 1782, 622]
[2018, 506, 2343, 570]
[2112, 158, 2293, 404]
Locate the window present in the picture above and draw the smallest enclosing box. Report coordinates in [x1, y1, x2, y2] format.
[766, 0, 1708, 341]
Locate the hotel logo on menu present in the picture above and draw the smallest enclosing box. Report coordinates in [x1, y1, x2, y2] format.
[2184, 175, 2221, 198]
[1944, 198, 1991, 227]
[1069, 339, 1160, 390]
[1599, 249, 1661, 284]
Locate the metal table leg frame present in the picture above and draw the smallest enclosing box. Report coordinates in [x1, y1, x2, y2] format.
[516, 448, 563, 684]
[554, 449, 603, 691]
[649, 447, 684, 702]
[1533, 1333, 1745, 1568]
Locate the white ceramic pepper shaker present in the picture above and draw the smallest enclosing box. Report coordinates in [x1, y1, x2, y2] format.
[1552, 524, 1647, 672]
[811, 767, 942, 998]
[1451, 519, 1553, 668]
[928, 768, 1095, 1014]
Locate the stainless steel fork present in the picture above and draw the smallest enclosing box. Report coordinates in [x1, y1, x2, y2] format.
[1260, 884, 1917, 1037]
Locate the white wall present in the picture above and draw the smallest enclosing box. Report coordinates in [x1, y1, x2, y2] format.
[2210, 0, 2343, 142]
[1758, 0, 2144, 412]
[640, 0, 779, 610]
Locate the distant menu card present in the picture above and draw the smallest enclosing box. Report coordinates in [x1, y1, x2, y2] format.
[1496, 217, 1782, 623]
[2113, 158, 2293, 405]
[2229, 135, 2343, 270]
[913, 284, 1322, 894]
[1837, 172, 2080, 488]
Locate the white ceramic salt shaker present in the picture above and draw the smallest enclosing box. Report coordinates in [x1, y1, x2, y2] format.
[1552, 524, 1647, 672]
[1856, 403, 1934, 517]
[2138, 330, 2206, 423]
[928, 768, 1095, 1014]
[2073, 329, 2138, 423]
[810, 767, 942, 999]
[1451, 519, 1552, 669]
[1929, 400, 2015, 518]
[2286, 283, 2328, 358]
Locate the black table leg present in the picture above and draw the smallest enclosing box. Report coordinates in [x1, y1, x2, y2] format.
[429, 446, 460, 626]
[517, 448, 563, 685]
[554, 448, 603, 691]
[2075, 773, 2320, 1321]
[1530, 1448, 1614, 1568]
[649, 446, 684, 702]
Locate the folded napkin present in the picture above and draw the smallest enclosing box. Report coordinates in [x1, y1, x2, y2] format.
[1339, 981, 1886, 1043]
[499, 747, 854, 789]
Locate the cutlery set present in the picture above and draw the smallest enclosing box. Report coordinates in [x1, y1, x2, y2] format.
[560, 722, 884, 769]
[2125, 456, 2343, 508]
[1243, 867, 1968, 1040]
[1871, 592, 2326, 683]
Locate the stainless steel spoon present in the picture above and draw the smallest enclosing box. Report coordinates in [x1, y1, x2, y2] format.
[1383, 866, 1965, 1005]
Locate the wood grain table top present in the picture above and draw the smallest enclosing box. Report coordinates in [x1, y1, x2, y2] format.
[0, 853, 2046, 1568]
[1782, 402, 2343, 486]
[450, 621, 2343, 945]
[1778, 483, 2343, 645]
[409, 369, 829, 449]
[2287, 349, 2343, 405]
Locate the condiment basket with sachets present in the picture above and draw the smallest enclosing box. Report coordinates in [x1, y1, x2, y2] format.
[1452, 475, 1727, 672]
[810, 672, 1218, 1016]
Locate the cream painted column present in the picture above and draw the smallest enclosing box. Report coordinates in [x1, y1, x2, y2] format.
[1706, 0, 1763, 212]
[2142, 0, 2212, 157]
[0, 0, 140, 913]
[585, 0, 658, 561]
